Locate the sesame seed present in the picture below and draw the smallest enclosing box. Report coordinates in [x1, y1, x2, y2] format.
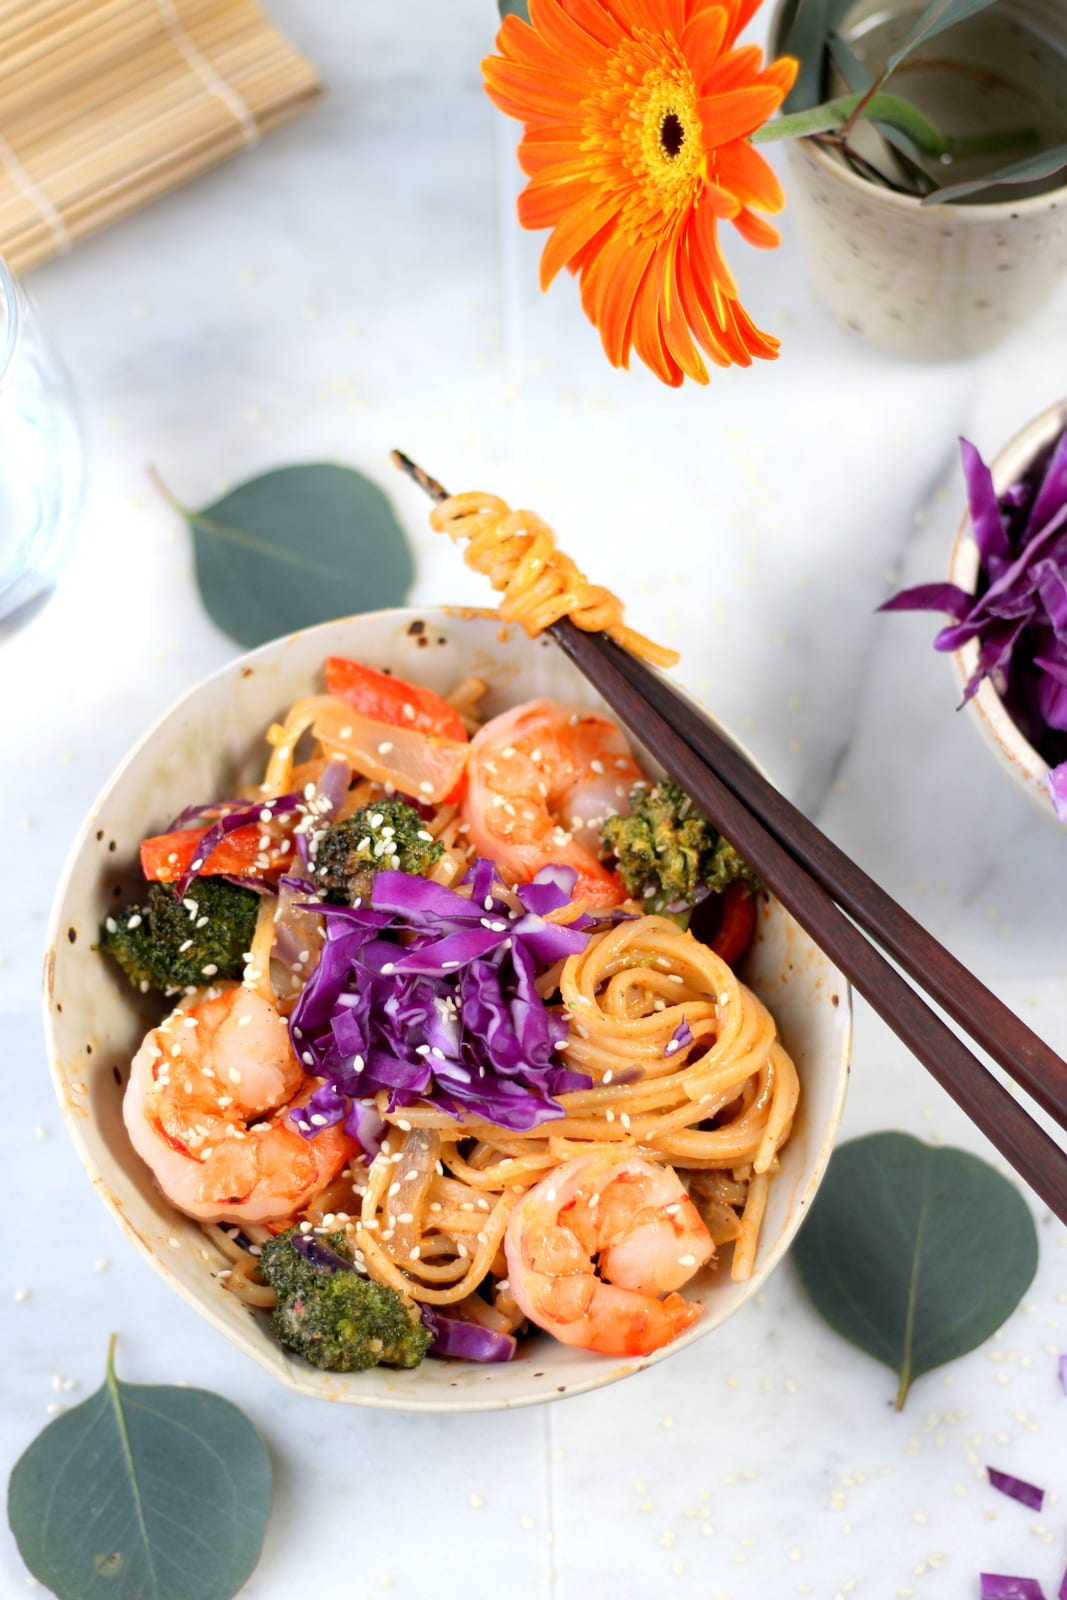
[419, 781, 433, 795]
[409, 1246, 421, 1261]
[678, 1254, 696, 1266]
[201, 964, 218, 977]
[397, 1212, 415, 1224]
[590, 759, 605, 774]
[382, 962, 396, 975]
[105, 917, 117, 934]
[178, 938, 194, 953]
[338, 726, 352, 739]
[377, 741, 394, 755]
[228, 1068, 242, 1083]
[125, 914, 142, 929]
[237, 1014, 252, 1028]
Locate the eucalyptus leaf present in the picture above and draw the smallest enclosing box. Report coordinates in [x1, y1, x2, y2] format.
[923, 139, 1067, 204]
[882, 0, 999, 76]
[792, 1133, 1038, 1409]
[497, 0, 530, 18]
[779, 0, 854, 110]
[8, 1339, 271, 1600]
[157, 462, 414, 650]
[827, 34, 872, 91]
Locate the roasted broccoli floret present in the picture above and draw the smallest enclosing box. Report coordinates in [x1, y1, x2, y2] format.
[99, 878, 259, 994]
[311, 797, 443, 904]
[258, 1228, 430, 1373]
[601, 778, 759, 914]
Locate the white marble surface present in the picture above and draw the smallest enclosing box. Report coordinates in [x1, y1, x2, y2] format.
[2, 4, 1066, 1598]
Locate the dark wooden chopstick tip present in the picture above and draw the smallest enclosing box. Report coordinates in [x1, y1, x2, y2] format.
[391, 450, 449, 505]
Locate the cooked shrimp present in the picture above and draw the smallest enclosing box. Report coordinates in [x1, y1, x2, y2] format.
[123, 985, 356, 1224]
[504, 1151, 714, 1356]
[463, 699, 643, 908]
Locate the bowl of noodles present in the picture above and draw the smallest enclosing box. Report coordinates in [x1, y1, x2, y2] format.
[45, 605, 851, 1411]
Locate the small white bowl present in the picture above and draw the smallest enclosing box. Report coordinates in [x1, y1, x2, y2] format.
[947, 397, 1067, 824]
[44, 609, 851, 1412]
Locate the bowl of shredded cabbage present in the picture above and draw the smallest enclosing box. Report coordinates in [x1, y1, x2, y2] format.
[45, 606, 852, 1410]
[886, 398, 1067, 824]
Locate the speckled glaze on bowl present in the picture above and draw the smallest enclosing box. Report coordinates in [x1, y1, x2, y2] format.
[947, 397, 1067, 823]
[44, 610, 851, 1412]
[770, 0, 1067, 361]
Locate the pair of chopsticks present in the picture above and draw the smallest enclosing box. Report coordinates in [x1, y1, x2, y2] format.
[392, 453, 1067, 1224]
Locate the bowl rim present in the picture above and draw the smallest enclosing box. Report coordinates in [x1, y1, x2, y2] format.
[946, 397, 1067, 815]
[43, 606, 853, 1411]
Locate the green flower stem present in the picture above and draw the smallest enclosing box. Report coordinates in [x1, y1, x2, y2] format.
[752, 93, 1037, 162]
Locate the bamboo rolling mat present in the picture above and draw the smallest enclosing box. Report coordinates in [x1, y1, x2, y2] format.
[0, 0, 321, 271]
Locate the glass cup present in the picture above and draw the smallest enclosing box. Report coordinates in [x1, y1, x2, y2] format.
[0, 256, 84, 636]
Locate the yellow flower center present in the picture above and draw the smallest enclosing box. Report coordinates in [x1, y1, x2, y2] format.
[581, 30, 705, 240]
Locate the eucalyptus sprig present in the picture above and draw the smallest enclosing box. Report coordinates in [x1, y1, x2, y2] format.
[774, 0, 1067, 202]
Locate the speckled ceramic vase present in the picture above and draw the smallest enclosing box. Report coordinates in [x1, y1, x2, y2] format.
[771, 0, 1067, 360]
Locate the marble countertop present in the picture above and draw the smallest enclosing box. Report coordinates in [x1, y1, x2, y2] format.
[2, 5, 1065, 1598]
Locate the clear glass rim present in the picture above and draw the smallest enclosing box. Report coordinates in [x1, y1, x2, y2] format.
[0, 257, 19, 386]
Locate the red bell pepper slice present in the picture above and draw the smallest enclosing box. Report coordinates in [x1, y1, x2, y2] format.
[709, 883, 758, 966]
[325, 657, 469, 744]
[140, 826, 292, 884]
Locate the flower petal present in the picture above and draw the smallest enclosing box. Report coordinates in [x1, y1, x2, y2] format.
[681, 7, 730, 94]
[713, 140, 785, 213]
[539, 196, 621, 287]
[731, 205, 782, 247]
[698, 84, 784, 147]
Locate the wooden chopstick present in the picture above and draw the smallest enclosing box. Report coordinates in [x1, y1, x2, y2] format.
[572, 631, 1067, 1131]
[391, 453, 1067, 1223]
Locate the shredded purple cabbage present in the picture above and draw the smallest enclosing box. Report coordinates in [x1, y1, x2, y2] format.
[1060, 1568, 1067, 1600]
[881, 431, 1067, 815]
[980, 1577, 1046, 1600]
[291, 1232, 353, 1273]
[987, 1466, 1045, 1511]
[665, 1017, 693, 1057]
[219, 874, 277, 897]
[420, 1306, 517, 1362]
[287, 860, 595, 1152]
[295, 758, 350, 867]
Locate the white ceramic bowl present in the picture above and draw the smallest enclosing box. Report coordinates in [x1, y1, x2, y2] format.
[44, 609, 851, 1411]
[947, 397, 1067, 824]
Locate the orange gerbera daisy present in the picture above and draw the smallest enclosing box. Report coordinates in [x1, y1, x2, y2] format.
[483, 0, 797, 386]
